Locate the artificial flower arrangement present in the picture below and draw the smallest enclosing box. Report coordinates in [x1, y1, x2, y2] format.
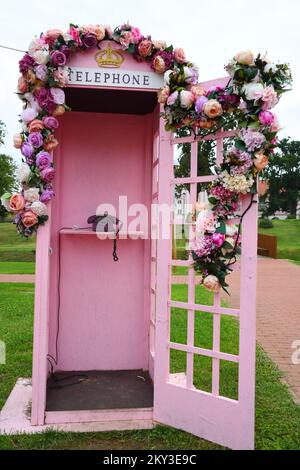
[0, 23, 291, 293]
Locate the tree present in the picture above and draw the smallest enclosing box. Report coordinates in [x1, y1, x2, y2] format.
[263, 137, 300, 216]
[0, 122, 17, 219]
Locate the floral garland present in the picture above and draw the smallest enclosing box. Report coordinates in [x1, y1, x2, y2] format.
[0, 23, 291, 292]
[158, 50, 291, 293]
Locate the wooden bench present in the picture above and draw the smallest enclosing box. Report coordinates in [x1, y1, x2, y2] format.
[257, 233, 277, 258]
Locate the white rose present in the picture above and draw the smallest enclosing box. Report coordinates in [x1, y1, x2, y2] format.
[164, 70, 173, 85]
[1, 193, 12, 212]
[242, 83, 264, 101]
[225, 224, 238, 236]
[30, 201, 48, 217]
[24, 188, 40, 203]
[203, 275, 221, 293]
[33, 49, 50, 65]
[180, 90, 194, 109]
[264, 63, 276, 74]
[17, 163, 31, 184]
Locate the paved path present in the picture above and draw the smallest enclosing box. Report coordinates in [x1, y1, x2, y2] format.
[173, 258, 300, 402]
[0, 274, 35, 283]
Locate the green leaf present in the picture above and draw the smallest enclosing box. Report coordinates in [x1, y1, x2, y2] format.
[215, 220, 226, 234]
[235, 140, 247, 151]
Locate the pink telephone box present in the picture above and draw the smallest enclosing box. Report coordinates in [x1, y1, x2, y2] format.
[31, 42, 257, 449]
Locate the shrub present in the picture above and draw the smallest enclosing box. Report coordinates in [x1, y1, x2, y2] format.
[259, 218, 274, 229]
[287, 214, 296, 220]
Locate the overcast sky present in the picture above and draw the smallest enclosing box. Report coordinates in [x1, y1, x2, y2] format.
[0, 0, 299, 165]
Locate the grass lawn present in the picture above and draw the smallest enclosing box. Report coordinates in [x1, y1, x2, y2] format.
[0, 223, 36, 263]
[259, 219, 300, 262]
[0, 283, 300, 450]
[0, 262, 35, 274]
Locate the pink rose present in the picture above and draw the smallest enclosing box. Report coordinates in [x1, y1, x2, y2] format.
[138, 39, 153, 57]
[131, 27, 141, 43]
[157, 86, 170, 104]
[262, 86, 279, 111]
[259, 111, 275, 126]
[21, 210, 38, 228]
[203, 275, 221, 293]
[50, 87, 65, 105]
[68, 26, 82, 46]
[270, 115, 281, 133]
[180, 90, 194, 109]
[174, 47, 186, 64]
[9, 194, 25, 211]
[120, 31, 133, 49]
[212, 232, 225, 248]
[167, 91, 179, 106]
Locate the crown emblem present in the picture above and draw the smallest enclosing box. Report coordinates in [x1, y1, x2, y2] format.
[95, 44, 124, 68]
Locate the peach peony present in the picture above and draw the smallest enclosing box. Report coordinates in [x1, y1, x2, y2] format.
[157, 86, 170, 104]
[9, 194, 25, 212]
[203, 275, 221, 293]
[253, 150, 269, 171]
[43, 135, 59, 152]
[21, 210, 38, 228]
[191, 85, 206, 100]
[18, 76, 28, 94]
[46, 29, 63, 40]
[235, 50, 254, 65]
[203, 99, 223, 119]
[28, 119, 44, 133]
[152, 55, 166, 74]
[53, 105, 65, 117]
[13, 133, 23, 149]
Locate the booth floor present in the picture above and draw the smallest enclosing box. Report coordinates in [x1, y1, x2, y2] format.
[46, 369, 154, 411]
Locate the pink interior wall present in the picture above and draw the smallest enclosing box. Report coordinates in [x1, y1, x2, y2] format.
[48, 111, 155, 371]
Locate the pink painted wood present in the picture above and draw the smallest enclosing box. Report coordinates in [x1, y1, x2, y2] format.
[153, 79, 257, 450]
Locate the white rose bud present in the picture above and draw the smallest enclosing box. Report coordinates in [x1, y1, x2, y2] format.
[17, 163, 31, 184]
[203, 275, 221, 293]
[24, 188, 40, 203]
[30, 201, 48, 217]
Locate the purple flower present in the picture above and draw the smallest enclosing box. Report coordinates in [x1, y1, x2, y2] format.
[50, 50, 66, 66]
[36, 151, 51, 169]
[60, 45, 70, 59]
[28, 132, 43, 149]
[50, 87, 65, 105]
[35, 88, 55, 114]
[43, 116, 59, 130]
[40, 188, 55, 203]
[35, 64, 48, 81]
[195, 96, 208, 114]
[227, 146, 253, 176]
[241, 129, 266, 152]
[40, 166, 55, 182]
[21, 142, 34, 159]
[82, 33, 97, 48]
[19, 54, 35, 74]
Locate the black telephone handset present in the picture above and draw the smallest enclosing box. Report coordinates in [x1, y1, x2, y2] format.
[87, 212, 122, 261]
